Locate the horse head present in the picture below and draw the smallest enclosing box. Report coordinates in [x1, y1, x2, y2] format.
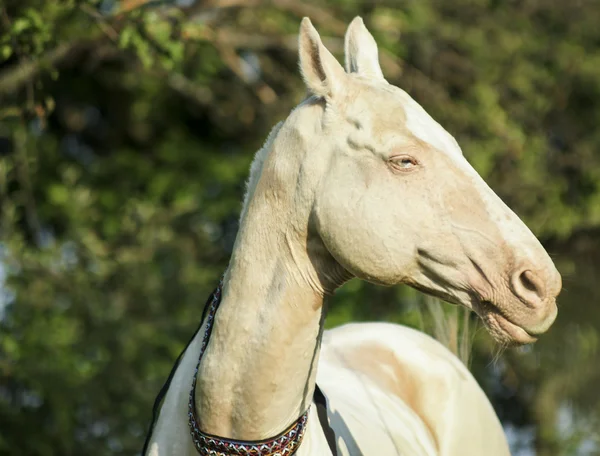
[271, 17, 561, 346]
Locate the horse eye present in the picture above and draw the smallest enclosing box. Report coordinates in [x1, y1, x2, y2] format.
[390, 155, 419, 171]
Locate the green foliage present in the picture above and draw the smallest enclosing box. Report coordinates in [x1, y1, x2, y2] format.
[1, 1, 599, 455]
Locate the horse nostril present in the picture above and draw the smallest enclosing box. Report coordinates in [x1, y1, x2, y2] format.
[520, 270, 540, 293]
[512, 269, 546, 307]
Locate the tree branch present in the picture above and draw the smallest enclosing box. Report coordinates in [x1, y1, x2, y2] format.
[166, 72, 213, 106]
[187, 28, 403, 79]
[0, 41, 95, 99]
[0, 0, 169, 99]
[0, 1, 405, 102]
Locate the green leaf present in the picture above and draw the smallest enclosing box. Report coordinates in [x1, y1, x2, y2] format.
[1, 45, 12, 60]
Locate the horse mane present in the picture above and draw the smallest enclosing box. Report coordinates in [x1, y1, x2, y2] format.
[239, 121, 284, 222]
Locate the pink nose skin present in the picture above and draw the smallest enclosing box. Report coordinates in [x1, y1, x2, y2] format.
[511, 269, 547, 308]
[508, 266, 560, 336]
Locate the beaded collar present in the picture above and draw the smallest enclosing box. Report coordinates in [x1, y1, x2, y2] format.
[187, 279, 310, 456]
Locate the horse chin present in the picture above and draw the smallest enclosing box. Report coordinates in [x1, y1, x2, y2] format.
[477, 300, 538, 346]
[413, 285, 539, 346]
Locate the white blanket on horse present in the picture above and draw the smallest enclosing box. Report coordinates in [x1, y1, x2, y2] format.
[297, 323, 510, 455]
[147, 322, 510, 456]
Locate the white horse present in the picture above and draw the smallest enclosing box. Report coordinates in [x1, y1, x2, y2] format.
[145, 17, 561, 456]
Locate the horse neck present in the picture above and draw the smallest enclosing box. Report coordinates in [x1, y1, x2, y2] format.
[194, 116, 330, 440]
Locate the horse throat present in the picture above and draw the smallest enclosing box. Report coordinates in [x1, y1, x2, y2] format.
[194, 159, 328, 440]
[194, 245, 326, 439]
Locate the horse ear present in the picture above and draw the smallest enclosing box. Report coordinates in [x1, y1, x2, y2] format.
[344, 17, 385, 80]
[298, 17, 346, 98]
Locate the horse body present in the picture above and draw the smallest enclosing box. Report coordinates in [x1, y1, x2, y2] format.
[145, 16, 560, 456]
[147, 321, 509, 456]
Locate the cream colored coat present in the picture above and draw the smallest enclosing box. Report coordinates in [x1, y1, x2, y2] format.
[146, 17, 561, 456]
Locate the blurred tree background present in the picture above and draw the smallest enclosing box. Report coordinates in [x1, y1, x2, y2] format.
[1, 0, 599, 455]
